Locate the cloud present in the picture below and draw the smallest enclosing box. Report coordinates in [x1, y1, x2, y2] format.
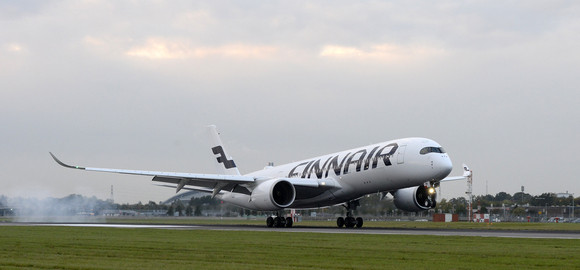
[3, 43, 26, 53]
[2, 1, 580, 204]
[319, 43, 445, 61]
[126, 38, 279, 60]
[8, 44, 23, 52]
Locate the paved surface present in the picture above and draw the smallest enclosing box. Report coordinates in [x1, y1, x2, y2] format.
[3, 222, 580, 239]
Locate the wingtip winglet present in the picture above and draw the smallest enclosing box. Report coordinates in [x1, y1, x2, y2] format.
[462, 163, 472, 177]
[49, 152, 85, 170]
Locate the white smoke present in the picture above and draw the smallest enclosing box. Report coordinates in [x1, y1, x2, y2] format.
[8, 194, 108, 223]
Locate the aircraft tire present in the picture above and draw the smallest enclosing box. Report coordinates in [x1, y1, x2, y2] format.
[266, 216, 274, 227]
[356, 217, 363, 228]
[285, 217, 293, 228]
[337, 217, 345, 228]
[345, 216, 355, 228]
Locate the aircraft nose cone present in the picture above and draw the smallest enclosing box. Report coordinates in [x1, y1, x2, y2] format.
[436, 156, 453, 179]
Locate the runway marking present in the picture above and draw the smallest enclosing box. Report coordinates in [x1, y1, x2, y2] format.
[4, 223, 579, 239]
[182, 225, 580, 239]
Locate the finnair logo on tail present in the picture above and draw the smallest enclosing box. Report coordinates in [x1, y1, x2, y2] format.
[212, 146, 236, 169]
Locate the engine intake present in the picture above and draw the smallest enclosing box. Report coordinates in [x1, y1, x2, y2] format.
[393, 185, 437, 212]
[250, 179, 296, 211]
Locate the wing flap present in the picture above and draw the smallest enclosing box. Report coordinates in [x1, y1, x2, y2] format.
[154, 184, 214, 193]
[258, 177, 342, 189]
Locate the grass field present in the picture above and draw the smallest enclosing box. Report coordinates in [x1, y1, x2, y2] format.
[0, 226, 579, 269]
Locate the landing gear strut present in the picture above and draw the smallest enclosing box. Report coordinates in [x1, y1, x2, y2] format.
[337, 200, 364, 228]
[266, 212, 293, 228]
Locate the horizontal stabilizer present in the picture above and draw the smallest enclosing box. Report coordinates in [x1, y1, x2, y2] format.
[441, 163, 471, 182]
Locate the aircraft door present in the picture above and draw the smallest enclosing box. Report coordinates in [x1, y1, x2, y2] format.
[397, 145, 406, 164]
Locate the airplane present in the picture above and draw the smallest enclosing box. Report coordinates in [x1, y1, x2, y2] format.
[50, 125, 470, 228]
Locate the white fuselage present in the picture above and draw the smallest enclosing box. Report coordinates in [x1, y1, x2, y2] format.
[217, 137, 452, 209]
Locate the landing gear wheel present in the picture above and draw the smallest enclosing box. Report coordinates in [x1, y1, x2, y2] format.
[345, 216, 356, 228]
[356, 217, 363, 228]
[266, 216, 274, 227]
[337, 217, 345, 228]
[285, 217, 293, 228]
[273, 216, 283, 227]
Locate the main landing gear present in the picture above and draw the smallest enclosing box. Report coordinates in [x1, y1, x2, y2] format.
[266, 212, 293, 228]
[337, 200, 363, 228]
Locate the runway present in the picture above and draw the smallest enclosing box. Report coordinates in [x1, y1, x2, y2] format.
[5, 223, 580, 239]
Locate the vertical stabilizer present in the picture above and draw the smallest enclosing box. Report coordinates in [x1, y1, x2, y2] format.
[207, 125, 241, 176]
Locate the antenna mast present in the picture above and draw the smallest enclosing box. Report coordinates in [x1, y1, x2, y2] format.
[466, 170, 473, 222]
[110, 185, 114, 203]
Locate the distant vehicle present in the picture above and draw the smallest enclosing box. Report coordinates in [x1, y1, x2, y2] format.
[548, 217, 566, 223]
[572, 218, 580, 223]
[51, 125, 470, 228]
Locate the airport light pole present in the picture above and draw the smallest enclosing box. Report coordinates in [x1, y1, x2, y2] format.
[465, 171, 473, 222]
[536, 197, 546, 222]
[571, 193, 575, 219]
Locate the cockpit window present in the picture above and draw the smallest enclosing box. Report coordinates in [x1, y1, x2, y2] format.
[420, 147, 446, 155]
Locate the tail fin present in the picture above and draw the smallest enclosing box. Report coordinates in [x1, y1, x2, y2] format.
[207, 125, 241, 176]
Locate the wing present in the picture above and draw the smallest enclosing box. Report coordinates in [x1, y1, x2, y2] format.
[50, 152, 255, 196]
[50, 153, 340, 199]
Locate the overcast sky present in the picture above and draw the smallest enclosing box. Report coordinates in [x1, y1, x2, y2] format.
[1, 1, 579, 204]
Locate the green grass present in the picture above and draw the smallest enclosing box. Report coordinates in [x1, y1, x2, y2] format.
[0, 226, 578, 269]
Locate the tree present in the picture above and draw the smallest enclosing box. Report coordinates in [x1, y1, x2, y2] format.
[175, 202, 184, 216]
[511, 207, 526, 217]
[147, 201, 158, 210]
[166, 205, 175, 216]
[494, 192, 512, 202]
[436, 199, 453, 213]
[448, 197, 468, 215]
[513, 192, 532, 204]
[530, 193, 555, 206]
[480, 205, 488, 214]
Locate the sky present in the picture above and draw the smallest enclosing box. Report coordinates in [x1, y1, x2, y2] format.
[1, 1, 579, 204]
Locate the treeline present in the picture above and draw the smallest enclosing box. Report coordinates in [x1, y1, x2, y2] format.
[304, 191, 579, 217]
[107, 191, 580, 217]
[2, 192, 578, 217]
[437, 192, 578, 215]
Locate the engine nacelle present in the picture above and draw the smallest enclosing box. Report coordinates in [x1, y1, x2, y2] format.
[250, 179, 296, 211]
[393, 185, 437, 212]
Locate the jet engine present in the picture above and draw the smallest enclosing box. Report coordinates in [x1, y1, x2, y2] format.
[250, 179, 296, 211]
[393, 185, 437, 212]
